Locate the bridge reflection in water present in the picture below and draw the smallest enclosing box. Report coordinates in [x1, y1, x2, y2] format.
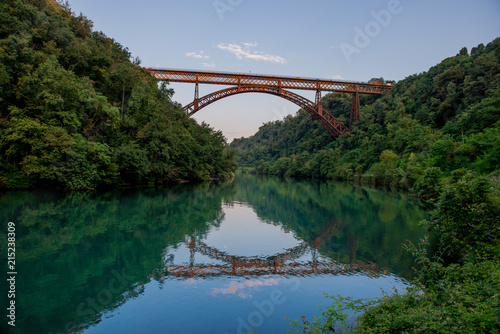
[162, 215, 385, 279]
[166, 238, 381, 278]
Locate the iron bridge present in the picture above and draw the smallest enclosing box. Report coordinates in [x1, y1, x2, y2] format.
[145, 68, 392, 138]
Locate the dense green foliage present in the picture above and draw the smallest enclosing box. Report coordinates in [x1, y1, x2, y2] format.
[231, 38, 500, 202]
[0, 0, 236, 189]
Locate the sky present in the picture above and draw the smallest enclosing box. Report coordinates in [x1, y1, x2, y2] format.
[65, 0, 500, 142]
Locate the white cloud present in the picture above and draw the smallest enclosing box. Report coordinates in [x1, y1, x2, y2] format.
[331, 74, 343, 80]
[210, 278, 281, 299]
[217, 42, 287, 64]
[202, 62, 216, 69]
[185, 51, 210, 59]
[242, 42, 258, 48]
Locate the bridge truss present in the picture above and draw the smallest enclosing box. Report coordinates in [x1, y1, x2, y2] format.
[146, 68, 392, 137]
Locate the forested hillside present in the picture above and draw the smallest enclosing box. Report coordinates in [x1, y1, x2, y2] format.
[0, 0, 237, 190]
[230, 39, 500, 332]
[231, 38, 500, 201]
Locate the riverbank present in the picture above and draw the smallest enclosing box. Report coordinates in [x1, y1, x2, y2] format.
[287, 170, 500, 333]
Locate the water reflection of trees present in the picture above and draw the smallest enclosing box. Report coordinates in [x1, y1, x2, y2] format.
[232, 175, 428, 276]
[0, 182, 235, 334]
[158, 175, 427, 281]
[0, 176, 427, 334]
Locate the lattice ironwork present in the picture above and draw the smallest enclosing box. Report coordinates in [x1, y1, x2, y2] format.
[184, 86, 350, 137]
[147, 68, 392, 95]
[145, 68, 392, 137]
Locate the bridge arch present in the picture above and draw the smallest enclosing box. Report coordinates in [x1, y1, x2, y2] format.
[146, 68, 392, 138]
[184, 86, 350, 137]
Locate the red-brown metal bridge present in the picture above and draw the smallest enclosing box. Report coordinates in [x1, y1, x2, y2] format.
[146, 68, 393, 138]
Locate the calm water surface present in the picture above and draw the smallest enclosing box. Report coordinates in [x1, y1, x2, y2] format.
[0, 175, 428, 334]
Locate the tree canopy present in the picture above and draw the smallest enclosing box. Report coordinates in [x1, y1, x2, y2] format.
[0, 0, 237, 190]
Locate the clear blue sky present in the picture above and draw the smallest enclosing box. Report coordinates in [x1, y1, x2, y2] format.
[66, 0, 500, 141]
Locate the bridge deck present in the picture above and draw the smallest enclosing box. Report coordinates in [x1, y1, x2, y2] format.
[166, 262, 381, 278]
[146, 68, 392, 95]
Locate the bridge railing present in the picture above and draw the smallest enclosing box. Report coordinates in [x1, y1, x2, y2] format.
[146, 68, 392, 95]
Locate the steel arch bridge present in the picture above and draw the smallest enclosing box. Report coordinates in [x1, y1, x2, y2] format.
[146, 68, 392, 138]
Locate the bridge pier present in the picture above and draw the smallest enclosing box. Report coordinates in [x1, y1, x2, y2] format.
[315, 89, 323, 116]
[189, 238, 196, 268]
[350, 90, 360, 127]
[193, 78, 199, 111]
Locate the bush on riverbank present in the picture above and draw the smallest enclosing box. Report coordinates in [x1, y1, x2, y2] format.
[358, 260, 500, 333]
[288, 173, 500, 333]
[354, 173, 500, 333]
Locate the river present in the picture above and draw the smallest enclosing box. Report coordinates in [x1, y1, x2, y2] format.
[0, 175, 428, 334]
